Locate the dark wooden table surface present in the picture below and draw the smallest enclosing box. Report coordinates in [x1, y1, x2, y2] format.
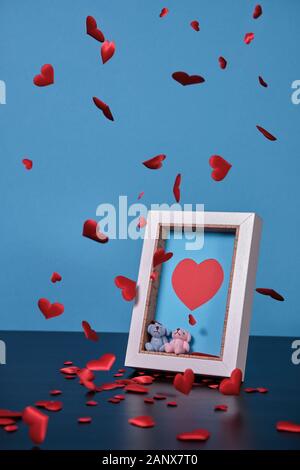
[0, 332, 300, 450]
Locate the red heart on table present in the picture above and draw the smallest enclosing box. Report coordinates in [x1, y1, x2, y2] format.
[23, 406, 49, 445]
[153, 247, 173, 268]
[276, 421, 300, 433]
[86, 16, 105, 42]
[51, 272, 62, 283]
[86, 353, 116, 371]
[173, 368, 194, 395]
[172, 71, 205, 86]
[128, 415, 155, 428]
[35, 401, 63, 412]
[115, 276, 137, 301]
[22, 158, 33, 170]
[38, 298, 64, 319]
[101, 40, 115, 64]
[82, 219, 109, 243]
[143, 154, 166, 170]
[177, 429, 210, 441]
[172, 258, 224, 311]
[219, 368, 242, 395]
[33, 64, 54, 87]
[82, 320, 99, 342]
[209, 155, 232, 181]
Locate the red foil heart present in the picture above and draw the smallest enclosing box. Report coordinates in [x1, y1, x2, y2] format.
[276, 421, 300, 433]
[244, 32, 255, 44]
[143, 154, 166, 169]
[153, 248, 173, 268]
[115, 276, 137, 301]
[258, 76, 268, 87]
[256, 125, 277, 141]
[82, 320, 99, 342]
[51, 272, 62, 283]
[172, 71, 205, 86]
[38, 298, 64, 319]
[177, 429, 210, 441]
[93, 97, 114, 121]
[173, 173, 181, 202]
[209, 155, 232, 181]
[159, 8, 169, 18]
[86, 353, 116, 371]
[173, 369, 194, 395]
[86, 16, 105, 42]
[253, 5, 262, 19]
[219, 57, 227, 70]
[22, 158, 33, 170]
[125, 384, 148, 394]
[82, 219, 109, 243]
[101, 40, 116, 64]
[219, 368, 242, 396]
[128, 416, 155, 428]
[256, 288, 284, 301]
[23, 406, 49, 445]
[190, 21, 200, 32]
[33, 64, 54, 87]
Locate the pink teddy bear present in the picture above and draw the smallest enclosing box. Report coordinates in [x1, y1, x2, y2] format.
[164, 328, 191, 355]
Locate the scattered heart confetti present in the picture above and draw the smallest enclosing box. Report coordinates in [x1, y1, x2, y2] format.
[137, 191, 144, 200]
[256, 125, 277, 141]
[49, 390, 62, 396]
[173, 369, 194, 395]
[82, 219, 109, 243]
[78, 417, 92, 424]
[38, 298, 64, 319]
[0, 418, 15, 426]
[256, 288, 284, 301]
[64, 361, 73, 365]
[244, 32, 255, 44]
[159, 8, 169, 18]
[137, 216, 147, 229]
[188, 314, 197, 326]
[86, 16, 105, 42]
[101, 40, 116, 64]
[51, 272, 62, 283]
[190, 20, 200, 31]
[22, 158, 33, 170]
[215, 404, 228, 411]
[253, 5, 262, 19]
[86, 353, 116, 371]
[177, 429, 210, 441]
[219, 56, 227, 69]
[82, 320, 99, 342]
[133, 375, 154, 385]
[99, 383, 123, 391]
[153, 247, 173, 268]
[115, 276, 137, 301]
[108, 398, 120, 404]
[219, 368, 242, 395]
[128, 415, 155, 428]
[172, 71, 205, 86]
[258, 76, 268, 87]
[125, 384, 148, 394]
[93, 96, 114, 121]
[114, 395, 125, 400]
[33, 64, 54, 86]
[144, 398, 155, 404]
[114, 373, 123, 377]
[276, 421, 300, 433]
[4, 424, 18, 432]
[153, 394, 166, 400]
[208, 384, 219, 389]
[209, 155, 232, 181]
[244, 387, 257, 393]
[35, 401, 63, 412]
[143, 154, 166, 170]
[86, 400, 98, 406]
[167, 401, 178, 407]
[23, 406, 49, 445]
[257, 387, 268, 393]
[60, 366, 79, 375]
[0, 409, 23, 418]
[173, 173, 181, 202]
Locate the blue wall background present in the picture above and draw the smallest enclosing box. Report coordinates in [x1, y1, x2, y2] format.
[0, 0, 299, 336]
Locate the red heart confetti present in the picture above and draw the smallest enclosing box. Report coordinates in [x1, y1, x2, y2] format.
[82, 219, 109, 243]
[86, 16, 105, 42]
[219, 368, 242, 396]
[22, 158, 33, 170]
[173, 369, 194, 395]
[98, 383, 123, 391]
[214, 404, 228, 411]
[172, 71, 205, 86]
[256, 125, 277, 141]
[86, 400, 98, 406]
[0, 418, 15, 426]
[64, 361, 73, 365]
[244, 32, 255, 44]
[256, 288, 284, 301]
[257, 387, 268, 393]
[23, 406, 49, 445]
[0, 409, 23, 418]
[38, 298, 64, 319]
[137, 216, 147, 229]
[209, 155, 232, 181]
[144, 398, 155, 404]
[82, 320, 99, 342]
[133, 375, 154, 385]
[253, 5, 262, 19]
[167, 401, 178, 407]
[60, 365, 79, 375]
[173, 173, 181, 202]
[159, 8, 169, 18]
[190, 20, 200, 31]
[78, 417, 92, 424]
[101, 40, 116, 64]
[35, 401, 63, 412]
[128, 416, 155, 428]
[219, 56, 227, 70]
[4, 424, 18, 432]
[108, 398, 121, 404]
[93, 96, 114, 121]
[177, 429, 210, 441]
[51, 272, 62, 283]
[143, 154, 166, 170]
[258, 76, 268, 87]
[153, 394, 167, 400]
[208, 384, 219, 390]
[276, 421, 300, 433]
[188, 314, 197, 326]
[153, 247, 173, 268]
[137, 191, 144, 200]
[33, 64, 54, 87]
[50, 390, 62, 396]
[77, 368, 96, 391]
[115, 276, 137, 301]
[125, 384, 148, 394]
[114, 395, 125, 400]
[86, 353, 116, 371]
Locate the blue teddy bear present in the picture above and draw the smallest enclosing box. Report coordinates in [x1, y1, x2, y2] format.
[145, 321, 169, 352]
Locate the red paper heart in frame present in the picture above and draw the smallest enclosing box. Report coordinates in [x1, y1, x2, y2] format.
[172, 258, 224, 311]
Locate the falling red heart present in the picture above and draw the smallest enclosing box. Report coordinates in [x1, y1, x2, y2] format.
[172, 71, 205, 86]
[219, 56, 227, 70]
[38, 298, 64, 319]
[128, 416, 155, 428]
[86, 353, 116, 371]
[153, 247, 173, 268]
[276, 421, 300, 433]
[188, 314, 197, 326]
[115, 276, 137, 301]
[173, 369, 194, 395]
[214, 404, 228, 411]
[125, 384, 148, 394]
[33, 64, 54, 87]
[258, 76, 268, 87]
[93, 96, 114, 121]
[253, 5, 262, 19]
[177, 429, 210, 441]
[86, 16, 105, 42]
[82, 320, 99, 342]
[22, 158, 33, 170]
[159, 8, 169, 18]
[137, 191, 144, 200]
[219, 368, 242, 395]
[244, 32, 255, 44]
[101, 40, 115, 64]
[35, 401, 63, 412]
[256, 288, 284, 301]
[190, 20, 200, 31]
[51, 272, 62, 283]
[143, 154, 166, 169]
[173, 173, 181, 202]
[209, 155, 232, 181]
[82, 219, 109, 243]
[256, 125, 277, 141]
[172, 258, 224, 311]
[23, 406, 49, 445]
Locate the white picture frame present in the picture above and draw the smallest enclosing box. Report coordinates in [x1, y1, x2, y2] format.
[125, 211, 262, 379]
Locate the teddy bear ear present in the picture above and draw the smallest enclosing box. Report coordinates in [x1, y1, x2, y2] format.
[147, 324, 153, 333]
